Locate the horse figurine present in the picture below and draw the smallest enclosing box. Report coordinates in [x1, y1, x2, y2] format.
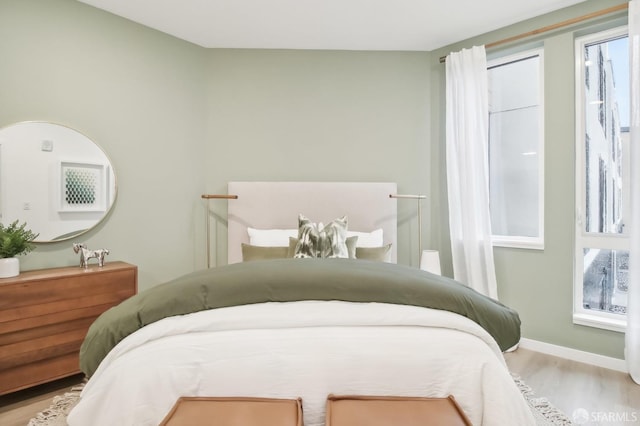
[72, 243, 110, 268]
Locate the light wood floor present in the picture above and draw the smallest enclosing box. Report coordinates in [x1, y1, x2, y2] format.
[0, 374, 84, 426]
[504, 348, 640, 424]
[0, 349, 638, 426]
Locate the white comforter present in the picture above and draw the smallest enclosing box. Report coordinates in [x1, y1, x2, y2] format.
[68, 301, 535, 426]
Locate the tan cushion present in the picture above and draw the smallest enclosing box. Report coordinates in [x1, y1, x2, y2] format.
[325, 394, 471, 426]
[355, 244, 392, 262]
[241, 244, 290, 261]
[160, 396, 303, 426]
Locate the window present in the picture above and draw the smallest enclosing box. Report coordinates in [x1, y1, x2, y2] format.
[487, 49, 545, 249]
[574, 26, 629, 332]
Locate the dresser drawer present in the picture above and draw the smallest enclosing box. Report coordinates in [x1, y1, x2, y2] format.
[0, 261, 137, 395]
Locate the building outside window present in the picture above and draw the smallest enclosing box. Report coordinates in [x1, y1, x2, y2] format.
[574, 26, 630, 332]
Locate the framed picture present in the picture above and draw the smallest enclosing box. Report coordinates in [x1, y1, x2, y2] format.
[59, 161, 107, 212]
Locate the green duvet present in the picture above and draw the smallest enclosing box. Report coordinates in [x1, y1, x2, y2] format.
[80, 258, 521, 377]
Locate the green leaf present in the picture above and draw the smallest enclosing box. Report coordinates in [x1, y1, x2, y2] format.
[0, 220, 39, 258]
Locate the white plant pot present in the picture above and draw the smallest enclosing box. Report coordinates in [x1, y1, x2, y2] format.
[0, 257, 20, 278]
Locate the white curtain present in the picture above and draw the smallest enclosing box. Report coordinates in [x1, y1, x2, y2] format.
[445, 45, 498, 299]
[626, 0, 640, 385]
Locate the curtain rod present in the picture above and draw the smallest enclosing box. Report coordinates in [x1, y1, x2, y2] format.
[438, 2, 629, 63]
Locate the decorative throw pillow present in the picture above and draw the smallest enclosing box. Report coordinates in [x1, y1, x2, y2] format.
[241, 244, 290, 262]
[288, 236, 357, 259]
[294, 215, 349, 259]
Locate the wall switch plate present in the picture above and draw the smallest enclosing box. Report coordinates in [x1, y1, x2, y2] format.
[41, 140, 53, 152]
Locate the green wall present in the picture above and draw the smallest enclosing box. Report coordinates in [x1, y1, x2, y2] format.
[0, 0, 432, 287]
[0, 0, 208, 288]
[0, 0, 630, 359]
[429, 0, 629, 359]
[203, 49, 431, 266]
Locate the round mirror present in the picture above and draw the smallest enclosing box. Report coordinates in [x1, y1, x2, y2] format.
[0, 121, 117, 243]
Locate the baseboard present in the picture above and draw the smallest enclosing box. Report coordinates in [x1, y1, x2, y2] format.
[518, 338, 628, 373]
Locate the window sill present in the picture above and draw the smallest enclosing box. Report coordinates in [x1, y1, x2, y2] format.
[492, 237, 544, 250]
[573, 313, 626, 333]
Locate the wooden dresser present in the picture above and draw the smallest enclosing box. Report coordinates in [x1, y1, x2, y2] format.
[0, 261, 137, 395]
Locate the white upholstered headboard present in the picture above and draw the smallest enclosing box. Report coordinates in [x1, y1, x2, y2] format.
[227, 182, 397, 264]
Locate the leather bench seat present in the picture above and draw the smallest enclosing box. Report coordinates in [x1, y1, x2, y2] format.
[159, 396, 303, 426]
[326, 394, 472, 426]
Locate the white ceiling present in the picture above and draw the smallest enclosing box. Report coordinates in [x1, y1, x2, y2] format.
[77, 0, 587, 51]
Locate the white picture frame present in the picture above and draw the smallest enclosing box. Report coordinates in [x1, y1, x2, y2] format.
[59, 161, 107, 212]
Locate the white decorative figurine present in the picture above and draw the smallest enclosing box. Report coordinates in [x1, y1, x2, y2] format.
[72, 243, 109, 268]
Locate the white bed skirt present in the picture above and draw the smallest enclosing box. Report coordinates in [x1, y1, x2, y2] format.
[68, 301, 535, 426]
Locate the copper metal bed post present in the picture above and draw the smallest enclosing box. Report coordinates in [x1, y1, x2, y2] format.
[201, 194, 238, 268]
[390, 194, 426, 265]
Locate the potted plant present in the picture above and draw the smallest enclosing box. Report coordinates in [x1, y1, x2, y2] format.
[0, 220, 39, 278]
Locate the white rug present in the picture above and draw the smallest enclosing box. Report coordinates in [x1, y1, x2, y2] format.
[27, 383, 84, 426]
[28, 376, 574, 426]
[512, 375, 575, 426]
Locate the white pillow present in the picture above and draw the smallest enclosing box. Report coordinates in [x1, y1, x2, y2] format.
[248, 226, 383, 248]
[247, 227, 297, 247]
[347, 228, 384, 248]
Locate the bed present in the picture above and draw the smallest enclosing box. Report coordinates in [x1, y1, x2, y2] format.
[67, 182, 536, 426]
